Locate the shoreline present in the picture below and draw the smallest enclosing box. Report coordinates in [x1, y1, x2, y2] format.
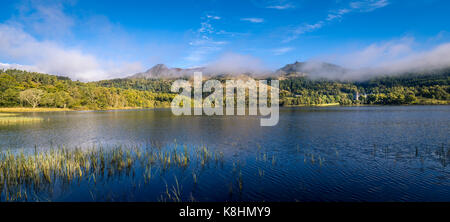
[1, 102, 448, 113]
[0, 107, 153, 113]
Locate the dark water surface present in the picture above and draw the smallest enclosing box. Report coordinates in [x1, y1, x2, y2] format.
[0, 106, 449, 201]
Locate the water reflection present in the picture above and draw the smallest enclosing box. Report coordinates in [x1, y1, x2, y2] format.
[0, 106, 448, 201]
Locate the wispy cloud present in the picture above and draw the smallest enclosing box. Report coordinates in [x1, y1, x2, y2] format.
[273, 47, 294, 55]
[266, 4, 295, 10]
[253, 0, 295, 10]
[284, 0, 390, 42]
[184, 13, 228, 66]
[12, 0, 75, 40]
[251, 0, 298, 10]
[350, 0, 390, 12]
[283, 22, 324, 43]
[326, 9, 351, 21]
[241, 18, 265, 23]
[206, 14, 221, 20]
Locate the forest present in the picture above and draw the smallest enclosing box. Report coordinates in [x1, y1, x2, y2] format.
[278, 72, 449, 105]
[0, 69, 448, 110]
[0, 69, 174, 110]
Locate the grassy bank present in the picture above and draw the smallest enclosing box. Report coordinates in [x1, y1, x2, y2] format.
[415, 97, 450, 105]
[284, 103, 341, 107]
[0, 107, 73, 113]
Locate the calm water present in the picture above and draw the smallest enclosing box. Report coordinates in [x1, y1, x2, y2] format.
[0, 106, 449, 201]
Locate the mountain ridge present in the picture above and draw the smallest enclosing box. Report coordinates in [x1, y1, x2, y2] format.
[127, 61, 349, 80]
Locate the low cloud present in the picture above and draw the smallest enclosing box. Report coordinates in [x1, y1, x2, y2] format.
[307, 39, 450, 80]
[205, 52, 270, 75]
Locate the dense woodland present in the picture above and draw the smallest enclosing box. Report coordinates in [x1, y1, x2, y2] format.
[0, 69, 174, 109]
[279, 72, 450, 105]
[0, 69, 448, 109]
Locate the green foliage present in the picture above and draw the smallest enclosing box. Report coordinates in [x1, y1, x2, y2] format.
[279, 72, 449, 105]
[0, 69, 448, 109]
[0, 69, 175, 109]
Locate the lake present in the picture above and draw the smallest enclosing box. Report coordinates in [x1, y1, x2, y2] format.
[0, 106, 449, 201]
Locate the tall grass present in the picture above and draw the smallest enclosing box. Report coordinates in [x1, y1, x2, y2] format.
[0, 116, 43, 125]
[0, 144, 224, 201]
[0, 113, 43, 125]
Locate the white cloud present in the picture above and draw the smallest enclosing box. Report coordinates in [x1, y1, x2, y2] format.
[283, 22, 324, 42]
[335, 38, 414, 69]
[0, 1, 144, 81]
[13, 0, 75, 39]
[254, 0, 295, 10]
[273, 47, 294, 55]
[0, 62, 38, 72]
[266, 4, 294, 10]
[0, 24, 143, 81]
[206, 15, 221, 20]
[326, 9, 351, 21]
[350, 0, 390, 12]
[241, 18, 265, 23]
[312, 38, 450, 80]
[185, 13, 231, 66]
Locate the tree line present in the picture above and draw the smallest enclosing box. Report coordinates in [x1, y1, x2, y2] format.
[0, 69, 174, 109]
[0, 69, 448, 109]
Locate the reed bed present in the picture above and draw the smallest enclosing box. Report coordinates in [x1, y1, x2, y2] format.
[0, 108, 72, 113]
[0, 113, 44, 125]
[0, 113, 19, 117]
[0, 116, 44, 125]
[0, 144, 224, 201]
[2, 141, 441, 202]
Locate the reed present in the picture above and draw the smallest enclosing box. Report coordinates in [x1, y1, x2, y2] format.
[0, 108, 72, 113]
[0, 113, 19, 117]
[0, 116, 44, 125]
[0, 142, 293, 202]
[0, 143, 225, 201]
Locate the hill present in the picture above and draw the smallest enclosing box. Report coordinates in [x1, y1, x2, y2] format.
[0, 64, 449, 110]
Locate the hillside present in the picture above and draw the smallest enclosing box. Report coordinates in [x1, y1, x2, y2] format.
[0, 66, 449, 110]
[0, 69, 174, 110]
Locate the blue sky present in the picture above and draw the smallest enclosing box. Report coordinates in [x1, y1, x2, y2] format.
[0, 0, 449, 80]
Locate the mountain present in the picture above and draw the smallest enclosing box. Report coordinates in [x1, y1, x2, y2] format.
[129, 61, 349, 80]
[128, 64, 206, 79]
[276, 61, 348, 77]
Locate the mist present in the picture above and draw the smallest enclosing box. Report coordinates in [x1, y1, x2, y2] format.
[305, 41, 450, 81]
[204, 52, 271, 76]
